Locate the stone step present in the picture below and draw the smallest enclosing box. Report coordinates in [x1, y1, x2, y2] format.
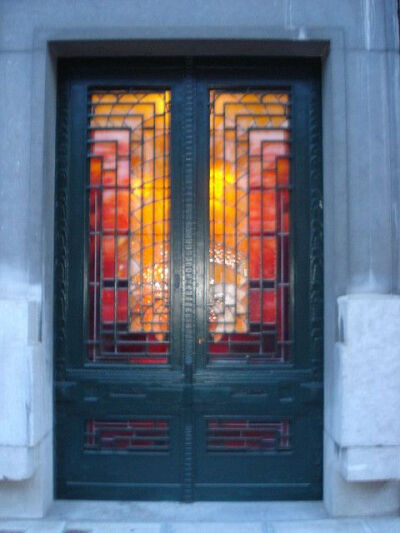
[0, 517, 399, 533]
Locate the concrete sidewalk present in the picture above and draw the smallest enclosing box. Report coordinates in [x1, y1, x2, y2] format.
[0, 502, 399, 532]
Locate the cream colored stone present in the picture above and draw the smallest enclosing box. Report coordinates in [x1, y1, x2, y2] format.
[340, 445, 400, 482]
[335, 295, 400, 447]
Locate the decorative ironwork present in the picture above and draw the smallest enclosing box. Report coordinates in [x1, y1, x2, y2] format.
[84, 419, 170, 452]
[207, 418, 291, 452]
[88, 90, 171, 364]
[208, 91, 292, 363]
[182, 57, 195, 502]
[54, 75, 70, 380]
[309, 80, 324, 380]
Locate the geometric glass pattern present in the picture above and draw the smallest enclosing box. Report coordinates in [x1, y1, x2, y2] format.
[208, 91, 291, 363]
[207, 418, 291, 452]
[88, 91, 171, 364]
[84, 419, 170, 452]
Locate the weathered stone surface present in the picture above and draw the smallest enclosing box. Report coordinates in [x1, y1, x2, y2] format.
[340, 445, 400, 482]
[170, 524, 263, 533]
[0, 445, 36, 481]
[271, 519, 366, 533]
[334, 295, 400, 447]
[0, 521, 65, 533]
[0, 434, 52, 518]
[0, 52, 32, 287]
[47, 500, 327, 522]
[324, 432, 400, 517]
[65, 523, 162, 533]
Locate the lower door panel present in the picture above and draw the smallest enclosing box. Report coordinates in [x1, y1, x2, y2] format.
[56, 393, 184, 500]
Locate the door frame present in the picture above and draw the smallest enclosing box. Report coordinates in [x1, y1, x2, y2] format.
[54, 56, 323, 502]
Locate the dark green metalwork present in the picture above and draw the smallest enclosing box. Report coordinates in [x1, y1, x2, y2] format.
[54, 57, 323, 501]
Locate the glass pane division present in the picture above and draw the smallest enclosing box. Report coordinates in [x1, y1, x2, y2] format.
[88, 90, 171, 364]
[208, 91, 291, 364]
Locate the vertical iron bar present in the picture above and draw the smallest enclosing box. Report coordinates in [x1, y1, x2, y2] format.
[127, 127, 132, 346]
[276, 150, 281, 361]
[152, 103, 156, 338]
[140, 113, 144, 336]
[260, 134, 265, 360]
[210, 91, 216, 356]
[222, 100, 226, 331]
[113, 106, 119, 355]
[162, 94, 167, 340]
[234, 101, 239, 358]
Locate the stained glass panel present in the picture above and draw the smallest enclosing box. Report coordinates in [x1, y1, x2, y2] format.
[88, 90, 171, 364]
[85, 419, 170, 452]
[207, 419, 291, 452]
[209, 91, 291, 363]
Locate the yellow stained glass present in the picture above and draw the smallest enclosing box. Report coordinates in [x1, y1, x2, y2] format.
[209, 91, 290, 345]
[89, 91, 171, 339]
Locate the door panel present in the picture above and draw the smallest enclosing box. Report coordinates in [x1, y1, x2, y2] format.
[207, 89, 291, 364]
[55, 58, 323, 501]
[88, 89, 172, 364]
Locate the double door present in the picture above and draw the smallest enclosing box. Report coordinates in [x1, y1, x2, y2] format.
[55, 57, 323, 501]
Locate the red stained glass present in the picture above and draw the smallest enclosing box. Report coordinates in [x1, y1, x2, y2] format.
[90, 157, 102, 185]
[89, 234, 100, 283]
[85, 419, 170, 452]
[88, 91, 171, 364]
[101, 190, 129, 232]
[117, 159, 130, 186]
[102, 236, 115, 278]
[207, 419, 291, 452]
[91, 140, 117, 170]
[101, 236, 129, 280]
[280, 190, 290, 232]
[249, 237, 276, 280]
[89, 189, 101, 231]
[277, 157, 290, 186]
[101, 289, 128, 323]
[209, 91, 291, 363]
[249, 191, 276, 234]
[249, 290, 276, 323]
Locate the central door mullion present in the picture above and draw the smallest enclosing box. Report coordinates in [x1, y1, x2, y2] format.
[180, 57, 197, 501]
[194, 78, 211, 372]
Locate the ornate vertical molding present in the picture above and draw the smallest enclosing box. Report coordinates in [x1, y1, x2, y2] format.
[309, 79, 324, 381]
[54, 73, 70, 381]
[182, 57, 196, 371]
[182, 56, 195, 501]
[308, 78, 324, 486]
[183, 413, 194, 502]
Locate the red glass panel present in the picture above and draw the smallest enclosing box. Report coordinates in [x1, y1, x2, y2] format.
[249, 237, 277, 280]
[249, 290, 276, 324]
[209, 91, 291, 363]
[85, 419, 170, 452]
[277, 157, 290, 186]
[88, 91, 171, 364]
[101, 289, 128, 323]
[207, 419, 291, 452]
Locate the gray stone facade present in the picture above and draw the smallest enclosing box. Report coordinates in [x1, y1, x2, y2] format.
[0, 0, 399, 518]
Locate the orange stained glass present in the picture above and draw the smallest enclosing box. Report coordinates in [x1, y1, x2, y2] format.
[209, 91, 291, 363]
[88, 90, 171, 364]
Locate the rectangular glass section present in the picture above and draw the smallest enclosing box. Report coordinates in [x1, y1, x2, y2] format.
[207, 418, 291, 452]
[85, 419, 170, 452]
[88, 91, 171, 364]
[209, 91, 291, 363]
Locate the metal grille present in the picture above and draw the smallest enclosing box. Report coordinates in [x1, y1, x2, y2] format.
[207, 418, 291, 453]
[88, 90, 171, 364]
[84, 419, 170, 452]
[208, 91, 292, 363]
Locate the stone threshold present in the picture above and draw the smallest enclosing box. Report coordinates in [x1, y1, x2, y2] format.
[0, 502, 398, 532]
